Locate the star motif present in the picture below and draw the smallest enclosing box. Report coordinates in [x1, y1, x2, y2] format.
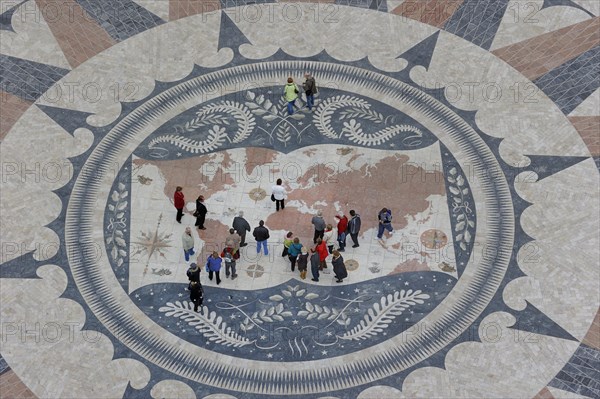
[447, 279, 452, 283]
[298, 122, 303, 126]
[404, 282, 409, 286]
[131, 221, 172, 267]
[230, 314, 237, 320]
[354, 288, 360, 293]
[177, 152, 182, 157]
[267, 353, 273, 358]
[135, 294, 139, 298]
[326, 331, 333, 337]
[321, 350, 328, 355]
[353, 308, 361, 313]
[260, 335, 267, 340]
[150, 306, 154, 309]
[178, 293, 183, 297]
[292, 320, 299, 325]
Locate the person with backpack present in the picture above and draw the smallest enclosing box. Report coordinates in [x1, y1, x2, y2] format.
[225, 228, 241, 253]
[377, 207, 393, 239]
[221, 246, 239, 280]
[189, 281, 203, 312]
[297, 246, 309, 279]
[283, 77, 299, 115]
[303, 73, 318, 111]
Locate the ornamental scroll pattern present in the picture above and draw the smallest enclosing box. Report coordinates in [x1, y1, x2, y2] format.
[145, 91, 427, 157]
[159, 285, 429, 357]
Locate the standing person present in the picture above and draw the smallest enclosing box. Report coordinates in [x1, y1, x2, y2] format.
[335, 213, 348, 252]
[287, 237, 303, 272]
[283, 77, 299, 115]
[309, 250, 320, 282]
[225, 228, 241, 253]
[271, 178, 287, 211]
[174, 186, 185, 223]
[194, 195, 208, 230]
[182, 227, 196, 262]
[314, 238, 328, 271]
[221, 246, 239, 280]
[189, 281, 203, 312]
[377, 207, 393, 239]
[332, 250, 348, 283]
[323, 224, 335, 254]
[297, 247, 309, 279]
[205, 251, 222, 285]
[303, 73, 318, 111]
[348, 210, 362, 248]
[232, 211, 251, 247]
[186, 262, 200, 283]
[311, 210, 325, 244]
[253, 220, 270, 256]
[282, 231, 293, 257]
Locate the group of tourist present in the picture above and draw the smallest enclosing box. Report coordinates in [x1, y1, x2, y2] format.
[282, 73, 317, 115]
[173, 186, 208, 229]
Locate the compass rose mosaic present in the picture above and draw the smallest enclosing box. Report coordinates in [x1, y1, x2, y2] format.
[0, 3, 598, 399]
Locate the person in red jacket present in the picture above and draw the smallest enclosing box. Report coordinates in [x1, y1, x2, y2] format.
[314, 238, 328, 271]
[335, 213, 348, 252]
[174, 186, 185, 223]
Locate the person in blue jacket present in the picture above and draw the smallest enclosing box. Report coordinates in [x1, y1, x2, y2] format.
[205, 251, 222, 285]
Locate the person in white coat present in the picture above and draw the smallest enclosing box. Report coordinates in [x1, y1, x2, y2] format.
[182, 227, 195, 262]
[271, 178, 287, 212]
[323, 224, 336, 254]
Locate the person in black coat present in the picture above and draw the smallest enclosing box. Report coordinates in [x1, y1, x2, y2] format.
[232, 211, 251, 247]
[310, 251, 320, 282]
[186, 263, 200, 282]
[194, 195, 208, 230]
[189, 281, 203, 312]
[331, 250, 348, 283]
[253, 220, 270, 255]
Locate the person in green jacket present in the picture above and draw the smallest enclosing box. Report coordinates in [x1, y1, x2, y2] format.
[283, 77, 299, 115]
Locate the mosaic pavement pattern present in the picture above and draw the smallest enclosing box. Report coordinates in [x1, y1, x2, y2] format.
[1, 1, 599, 398]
